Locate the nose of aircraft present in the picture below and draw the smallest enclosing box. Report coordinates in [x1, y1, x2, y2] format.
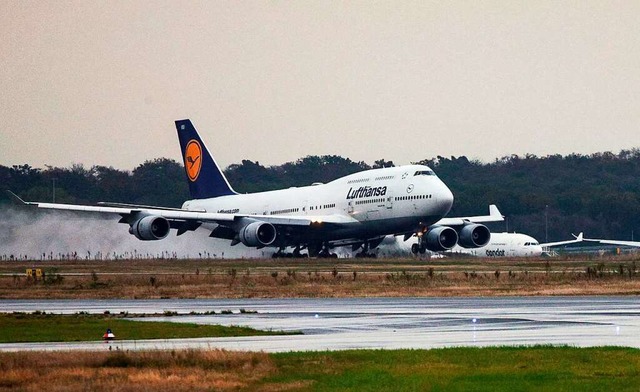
[436, 181, 454, 217]
[533, 245, 543, 257]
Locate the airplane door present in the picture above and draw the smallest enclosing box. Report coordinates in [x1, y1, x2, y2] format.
[348, 201, 354, 214]
[386, 194, 393, 209]
[366, 210, 380, 222]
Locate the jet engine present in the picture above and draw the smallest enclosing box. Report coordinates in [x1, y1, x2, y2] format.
[458, 223, 491, 248]
[238, 221, 277, 247]
[129, 216, 170, 240]
[425, 226, 458, 251]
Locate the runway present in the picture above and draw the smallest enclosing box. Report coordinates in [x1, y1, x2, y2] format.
[1, 296, 639, 352]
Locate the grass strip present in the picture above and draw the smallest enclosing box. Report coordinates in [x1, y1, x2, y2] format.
[263, 346, 640, 391]
[0, 346, 639, 391]
[0, 313, 295, 343]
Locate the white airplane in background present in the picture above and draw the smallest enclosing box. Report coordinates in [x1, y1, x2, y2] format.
[448, 232, 546, 257]
[10, 119, 503, 258]
[373, 231, 584, 258]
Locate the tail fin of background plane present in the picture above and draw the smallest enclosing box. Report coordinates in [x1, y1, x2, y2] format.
[175, 119, 237, 199]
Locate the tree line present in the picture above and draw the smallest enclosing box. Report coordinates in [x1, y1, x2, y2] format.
[1, 149, 639, 242]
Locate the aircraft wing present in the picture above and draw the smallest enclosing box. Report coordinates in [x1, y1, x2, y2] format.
[582, 237, 640, 248]
[8, 191, 357, 228]
[436, 204, 504, 226]
[539, 232, 584, 247]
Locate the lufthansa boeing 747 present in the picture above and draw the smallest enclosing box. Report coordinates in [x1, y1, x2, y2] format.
[9, 119, 503, 258]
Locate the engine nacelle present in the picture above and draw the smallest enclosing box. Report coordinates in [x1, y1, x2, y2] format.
[458, 223, 491, 248]
[238, 221, 277, 247]
[129, 216, 170, 241]
[425, 226, 458, 251]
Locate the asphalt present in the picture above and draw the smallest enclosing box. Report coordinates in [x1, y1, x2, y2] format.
[1, 296, 638, 352]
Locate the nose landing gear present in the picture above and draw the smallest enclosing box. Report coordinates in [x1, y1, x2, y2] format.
[411, 229, 428, 255]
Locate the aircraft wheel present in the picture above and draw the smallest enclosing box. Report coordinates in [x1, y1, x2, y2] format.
[330, 253, 338, 258]
[411, 244, 419, 254]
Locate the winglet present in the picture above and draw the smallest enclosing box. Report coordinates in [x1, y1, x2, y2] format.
[6, 190, 28, 205]
[572, 232, 584, 241]
[489, 204, 503, 218]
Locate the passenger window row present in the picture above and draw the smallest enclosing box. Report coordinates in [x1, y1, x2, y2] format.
[395, 194, 432, 201]
[270, 207, 300, 215]
[347, 178, 370, 184]
[355, 198, 385, 206]
[309, 203, 336, 211]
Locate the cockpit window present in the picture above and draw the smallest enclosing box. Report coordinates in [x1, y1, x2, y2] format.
[414, 170, 434, 176]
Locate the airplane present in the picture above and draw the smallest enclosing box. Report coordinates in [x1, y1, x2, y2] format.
[370, 231, 584, 258]
[9, 119, 504, 258]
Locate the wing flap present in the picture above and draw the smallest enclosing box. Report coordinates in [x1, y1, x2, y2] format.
[29, 202, 134, 215]
[97, 202, 205, 212]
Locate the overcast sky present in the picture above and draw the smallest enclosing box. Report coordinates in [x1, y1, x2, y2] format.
[1, 1, 638, 171]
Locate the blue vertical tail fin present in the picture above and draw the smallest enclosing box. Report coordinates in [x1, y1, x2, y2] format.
[175, 119, 237, 199]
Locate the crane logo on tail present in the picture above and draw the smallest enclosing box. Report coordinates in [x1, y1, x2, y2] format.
[185, 140, 202, 182]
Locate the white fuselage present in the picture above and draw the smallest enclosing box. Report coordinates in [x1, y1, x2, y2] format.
[182, 165, 454, 242]
[448, 232, 543, 257]
[374, 232, 543, 258]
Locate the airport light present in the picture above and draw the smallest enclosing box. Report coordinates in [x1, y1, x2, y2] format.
[545, 205, 548, 243]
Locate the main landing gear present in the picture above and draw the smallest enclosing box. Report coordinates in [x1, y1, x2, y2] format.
[354, 246, 377, 258]
[354, 241, 378, 258]
[318, 249, 338, 259]
[271, 245, 310, 259]
[308, 243, 338, 258]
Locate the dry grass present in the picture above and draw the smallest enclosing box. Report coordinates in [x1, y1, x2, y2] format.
[0, 349, 274, 391]
[2, 347, 640, 391]
[1, 254, 639, 299]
